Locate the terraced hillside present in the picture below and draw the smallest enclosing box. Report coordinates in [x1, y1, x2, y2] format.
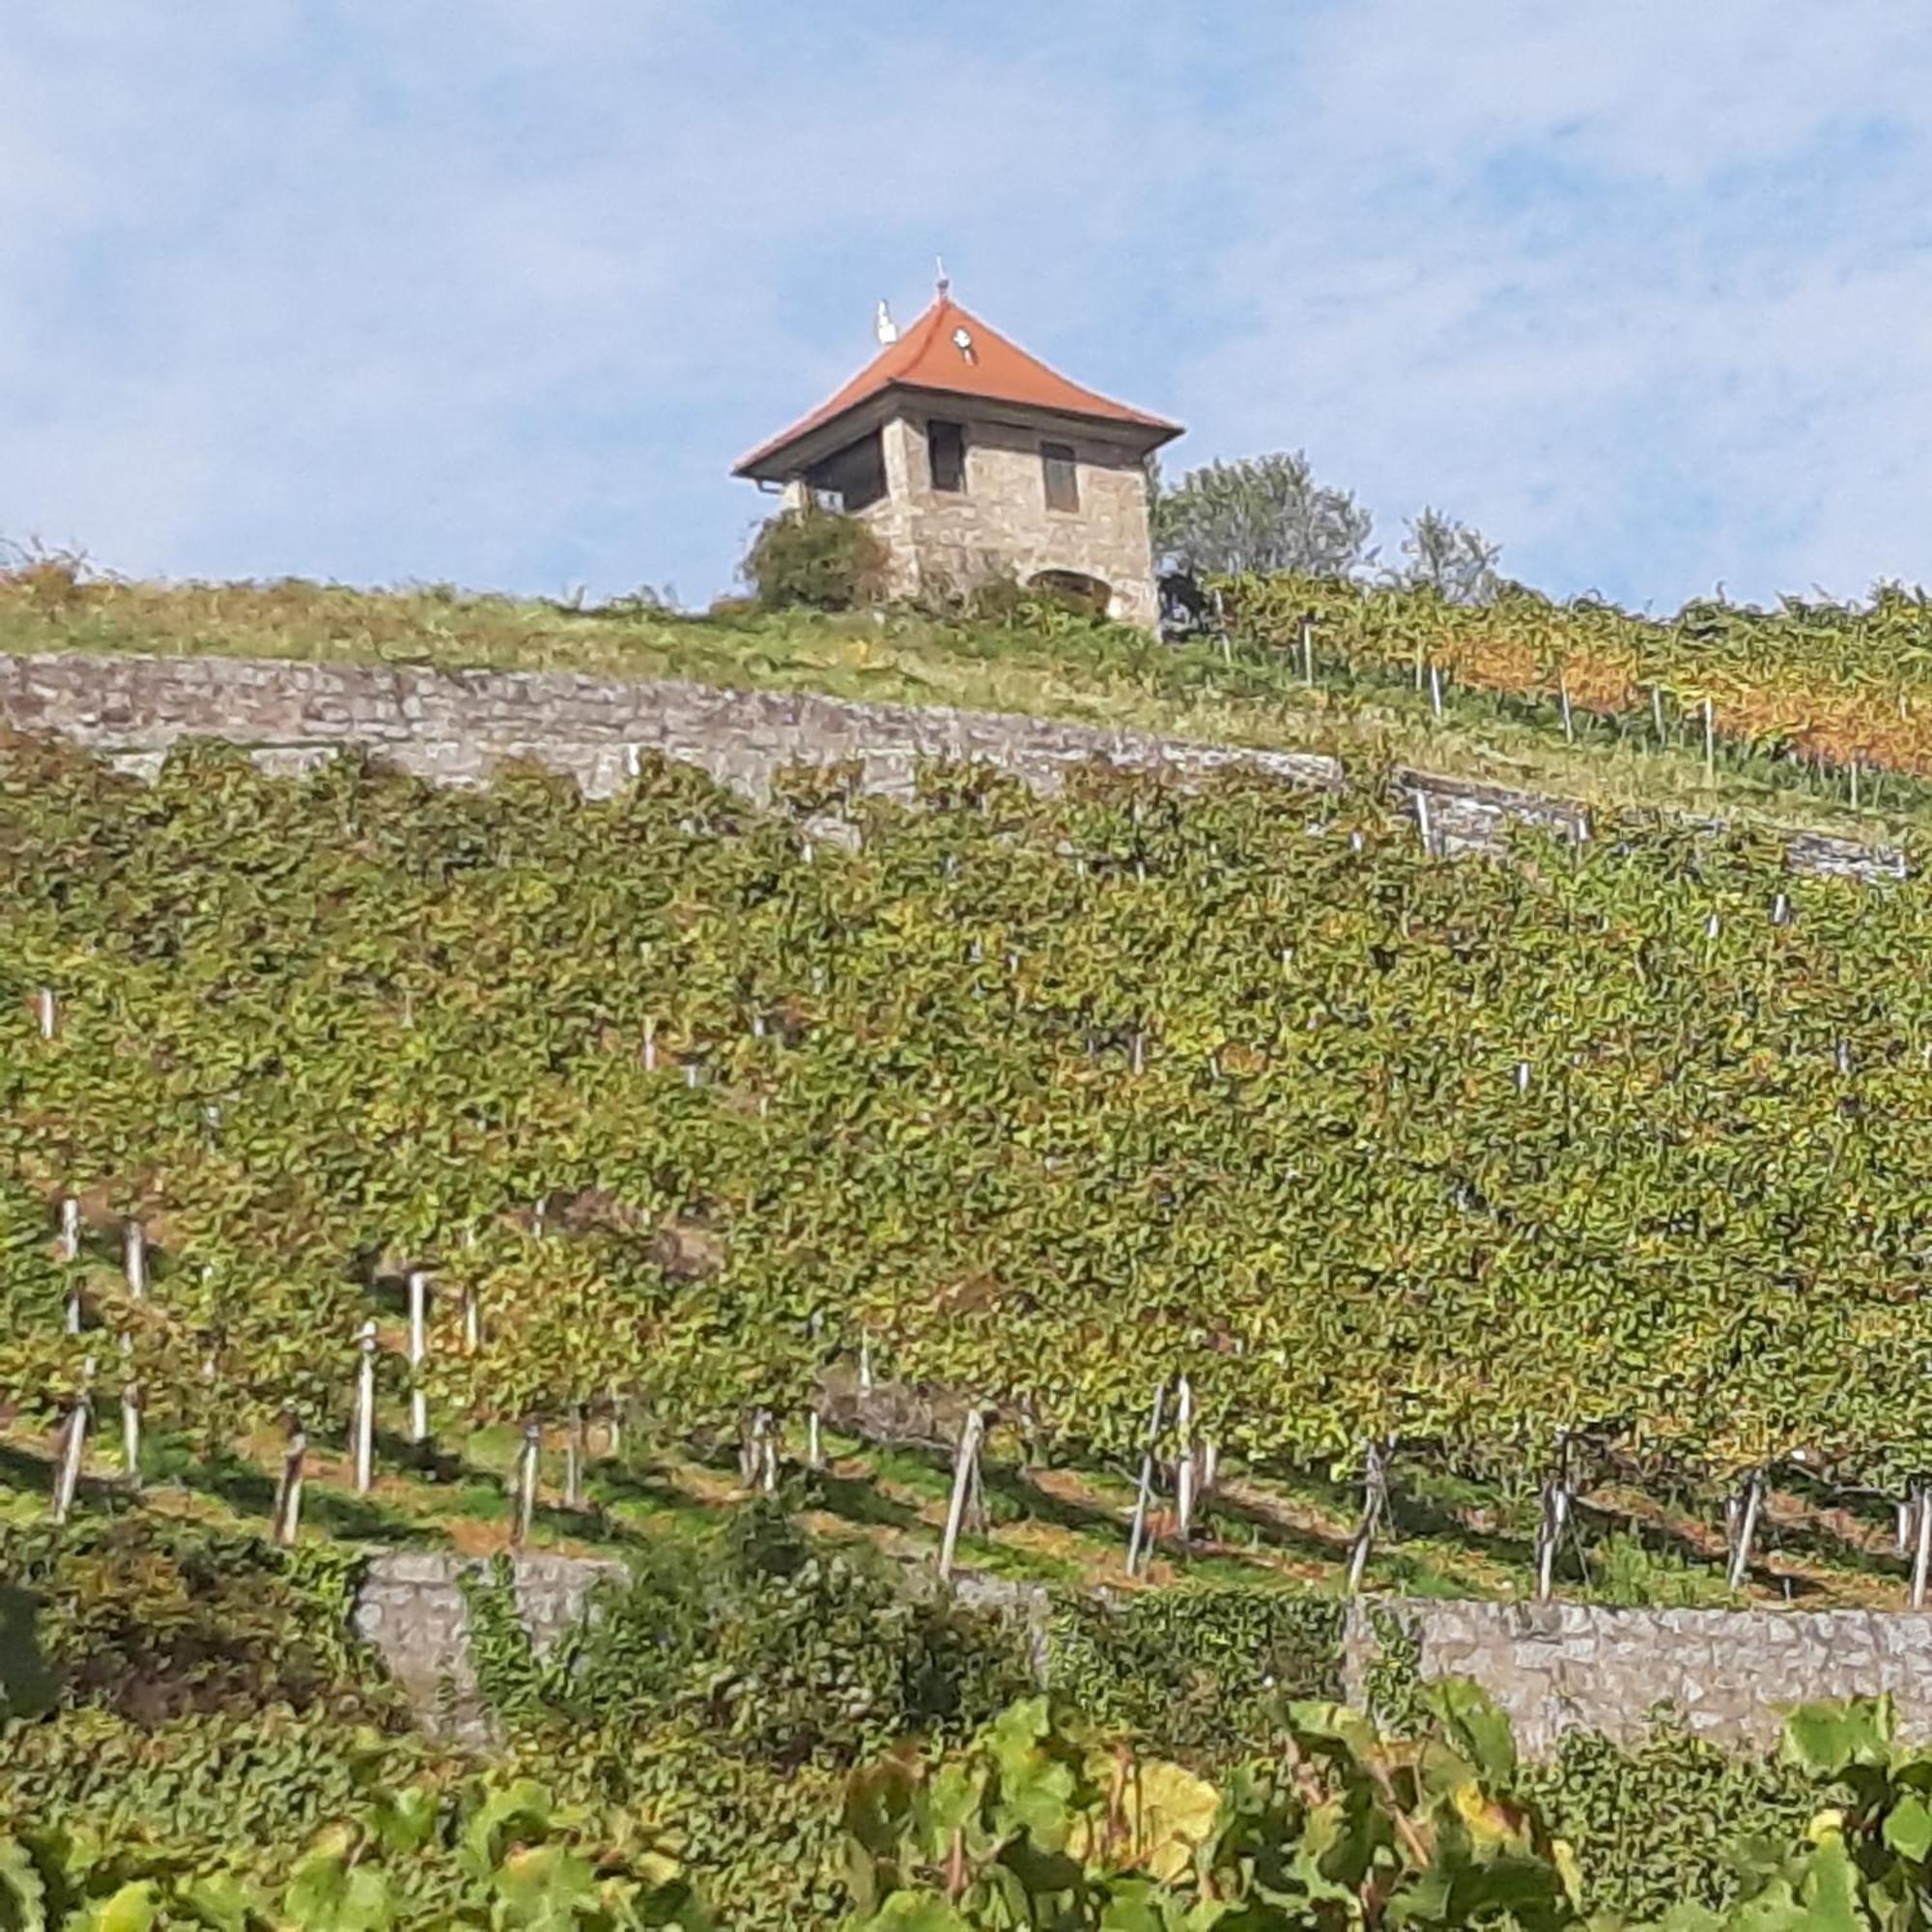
[7, 559, 1932, 848]
[6, 728, 1932, 1605]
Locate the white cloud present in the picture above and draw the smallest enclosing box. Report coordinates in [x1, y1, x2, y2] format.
[1164, 0, 1932, 605]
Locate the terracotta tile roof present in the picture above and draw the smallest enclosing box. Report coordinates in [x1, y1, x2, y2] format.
[732, 297, 1180, 476]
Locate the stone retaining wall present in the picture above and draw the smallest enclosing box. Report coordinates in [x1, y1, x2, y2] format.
[0, 650, 1900, 877]
[0, 651, 1337, 805]
[1342, 1598, 1932, 1754]
[351, 1555, 1932, 1756]
[351, 1550, 622, 1739]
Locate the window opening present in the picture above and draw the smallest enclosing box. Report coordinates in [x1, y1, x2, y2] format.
[1041, 440, 1079, 513]
[929, 420, 966, 494]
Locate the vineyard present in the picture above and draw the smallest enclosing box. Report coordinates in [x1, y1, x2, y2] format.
[6, 729, 1932, 1597]
[1228, 572, 1932, 797]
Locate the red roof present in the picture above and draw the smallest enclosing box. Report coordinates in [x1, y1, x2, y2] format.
[732, 297, 1180, 476]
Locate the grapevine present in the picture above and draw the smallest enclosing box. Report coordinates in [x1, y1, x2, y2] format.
[4, 733, 1932, 1530]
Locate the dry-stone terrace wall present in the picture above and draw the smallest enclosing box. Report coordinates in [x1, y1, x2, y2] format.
[0, 651, 1335, 806]
[353, 1556, 1932, 1755]
[0, 650, 1901, 877]
[1341, 1599, 1932, 1754]
[353, 1550, 621, 1741]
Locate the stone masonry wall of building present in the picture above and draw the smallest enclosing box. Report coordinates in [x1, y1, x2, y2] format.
[0, 650, 1899, 880]
[866, 411, 1160, 629]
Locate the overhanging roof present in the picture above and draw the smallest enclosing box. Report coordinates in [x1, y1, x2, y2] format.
[732, 297, 1182, 479]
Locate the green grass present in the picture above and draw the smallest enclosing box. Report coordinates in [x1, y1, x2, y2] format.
[0, 1408, 1918, 1610]
[1, 567, 1920, 853]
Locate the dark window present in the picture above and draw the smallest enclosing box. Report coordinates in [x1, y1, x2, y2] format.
[929, 420, 966, 493]
[805, 431, 887, 514]
[1041, 440, 1079, 513]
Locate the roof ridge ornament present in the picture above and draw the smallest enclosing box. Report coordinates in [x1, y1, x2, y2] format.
[935, 253, 951, 299]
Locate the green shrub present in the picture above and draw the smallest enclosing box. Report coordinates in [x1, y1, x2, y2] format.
[0, 1518, 384, 1723]
[478, 1501, 1034, 1773]
[1585, 1529, 1735, 1609]
[740, 506, 887, 611]
[1045, 1584, 1343, 1759]
[1527, 1716, 1813, 1921]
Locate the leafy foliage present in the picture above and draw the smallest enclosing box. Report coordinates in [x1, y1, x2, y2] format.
[1045, 1587, 1343, 1759]
[464, 1502, 1035, 1769]
[10, 739, 1932, 1520]
[1389, 509, 1504, 607]
[843, 1684, 1592, 1927]
[1526, 1719, 1813, 1923]
[0, 1518, 381, 1722]
[1225, 567, 1932, 781]
[1151, 450, 1377, 578]
[741, 506, 889, 611]
[0, 1766, 705, 1929]
[845, 1690, 1932, 1928]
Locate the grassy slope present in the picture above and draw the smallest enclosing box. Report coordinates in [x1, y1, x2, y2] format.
[0, 1406, 1915, 1612]
[1, 572, 1922, 849]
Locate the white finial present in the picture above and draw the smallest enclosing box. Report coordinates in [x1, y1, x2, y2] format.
[874, 298, 897, 346]
[935, 254, 951, 298]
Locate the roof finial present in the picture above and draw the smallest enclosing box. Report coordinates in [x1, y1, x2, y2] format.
[874, 298, 897, 346]
[935, 253, 951, 299]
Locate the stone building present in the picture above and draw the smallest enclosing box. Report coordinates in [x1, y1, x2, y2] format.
[733, 285, 1181, 630]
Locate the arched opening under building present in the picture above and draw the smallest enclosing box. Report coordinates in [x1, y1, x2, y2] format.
[1028, 569, 1112, 618]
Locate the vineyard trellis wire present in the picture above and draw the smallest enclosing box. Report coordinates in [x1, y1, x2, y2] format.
[5, 734, 1932, 1587]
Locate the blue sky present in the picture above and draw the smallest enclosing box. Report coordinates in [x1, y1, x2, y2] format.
[9, 2, 1932, 612]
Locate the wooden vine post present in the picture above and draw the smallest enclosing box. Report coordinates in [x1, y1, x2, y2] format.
[938, 1406, 987, 1581]
[1346, 1439, 1391, 1595]
[512, 1420, 540, 1547]
[123, 1220, 147, 1299]
[1534, 1434, 1573, 1603]
[59, 1196, 81, 1334]
[1413, 788, 1435, 860]
[1910, 1479, 1932, 1609]
[1173, 1375, 1196, 1545]
[273, 1415, 307, 1546]
[36, 986, 57, 1040]
[353, 1320, 378, 1494]
[1299, 615, 1316, 687]
[565, 1403, 586, 1509]
[118, 1332, 140, 1487]
[1428, 664, 1445, 721]
[760, 1410, 779, 1494]
[51, 1357, 95, 1525]
[1725, 1469, 1765, 1591]
[406, 1269, 430, 1444]
[1125, 1380, 1167, 1577]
